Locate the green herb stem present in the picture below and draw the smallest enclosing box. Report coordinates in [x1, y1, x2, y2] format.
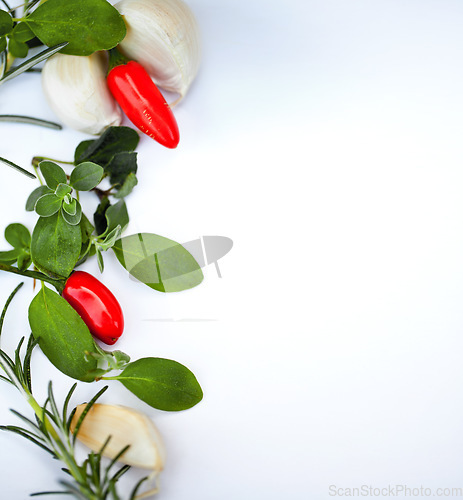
[0, 263, 65, 293]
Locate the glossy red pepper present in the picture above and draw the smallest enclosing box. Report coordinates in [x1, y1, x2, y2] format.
[107, 58, 180, 149]
[62, 271, 124, 345]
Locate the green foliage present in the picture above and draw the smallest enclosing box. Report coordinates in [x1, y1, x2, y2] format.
[0, 223, 31, 270]
[28, 286, 99, 382]
[31, 213, 82, 278]
[69, 162, 104, 191]
[116, 358, 203, 411]
[0, 10, 12, 37]
[113, 233, 204, 293]
[25, 0, 126, 56]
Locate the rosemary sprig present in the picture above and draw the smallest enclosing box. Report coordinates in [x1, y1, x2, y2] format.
[0, 284, 149, 499]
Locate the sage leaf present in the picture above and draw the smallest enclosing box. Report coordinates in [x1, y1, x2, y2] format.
[31, 212, 82, 278]
[28, 286, 98, 382]
[116, 358, 203, 411]
[25, 0, 126, 56]
[26, 185, 52, 211]
[112, 233, 203, 293]
[70, 162, 104, 191]
[74, 126, 139, 165]
[40, 161, 66, 189]
[5, 223, 30, 249]
[0, 10, 12, 36]
[34, 193, 61, 217]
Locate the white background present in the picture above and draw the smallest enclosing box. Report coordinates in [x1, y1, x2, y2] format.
[1, 0, 463, 498]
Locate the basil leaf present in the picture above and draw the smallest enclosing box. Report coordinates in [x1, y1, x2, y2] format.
[28, 286, 98, 382]
[105, 200, 128, 235]
[0, 249, 19, 264]
[8, 39, 28, 58]
[40, 160, 66, 189]
[31, 212, 82, 278]
[0, 10, 12, 37]
[70, 161, 104, 191]
[94, 196, 110, 236]
[114, 172, 138, 199]
[25, 0, 126, 56]
[112, 233, 203, 293]
[5, 223, 31, 248]
[116, 358, 203, 411]
[74, 126, 139, 165]
[105, 151, 138, 187]
[26, 185, 52, 211]
[34, 192, 62, 217]
[11, 22, 35, 42]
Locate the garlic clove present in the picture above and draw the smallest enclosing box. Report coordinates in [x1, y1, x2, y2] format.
[115, 0, 201, 100]
[41, 53, 122, 135]
[70, 403, 166, 472]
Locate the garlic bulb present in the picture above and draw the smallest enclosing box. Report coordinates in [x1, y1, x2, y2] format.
[70, 403, 166, 473]
[115, 0, 201, 100]
[42, 53, 122, 135]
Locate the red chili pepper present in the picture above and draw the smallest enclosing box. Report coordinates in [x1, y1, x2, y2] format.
[107, 50, 180, 149]
[62, 271, 124, 345]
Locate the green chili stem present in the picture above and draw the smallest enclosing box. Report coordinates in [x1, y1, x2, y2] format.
[0, 263, 65, 293]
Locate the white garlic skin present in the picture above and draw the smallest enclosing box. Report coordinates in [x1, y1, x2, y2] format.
[41, 53, 122, 135]
[71, 403, 166, 472]
[115, 0, 201, 100]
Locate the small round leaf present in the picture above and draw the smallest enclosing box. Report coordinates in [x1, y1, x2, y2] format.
[35, 193, 62, 217]
[0, 10, 13, 37]
[40, 161, 67, 190]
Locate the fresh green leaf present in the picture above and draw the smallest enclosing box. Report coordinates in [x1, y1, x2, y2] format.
[94, 196, 110, 236]
[112, 233, 204, 293]
[8, 38, 28, 58]
[0, 36, 6, 53]
[5, 223, 31, 248]
[96, 247, 104, 273]
[0, 249, 19, 264]
[0, 10, 12, 37]
[55, 183, 72, 199]
[116, 358, 203, 411]
[11, 22, 35, 42]
[31, 213, 82, 278]
[98, 225, 122, 252]
[25, 0, 126, 56]
[40, 161, 67, 189]
[105, 152, 137, 187]
[74, 127, 139, 166]
[62, 198, 77, 216]
[34, 193, 62, 217]
[70, 162, 104, 191]
[16, 250, 31, 271]
[26, 185, 52, 211]
[28, 286, 98, 382]
[0, 42, 67, 85]
[61, 200, 82, 226]
[105, 200, 128, 235]
[114, 172, 138, 199]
